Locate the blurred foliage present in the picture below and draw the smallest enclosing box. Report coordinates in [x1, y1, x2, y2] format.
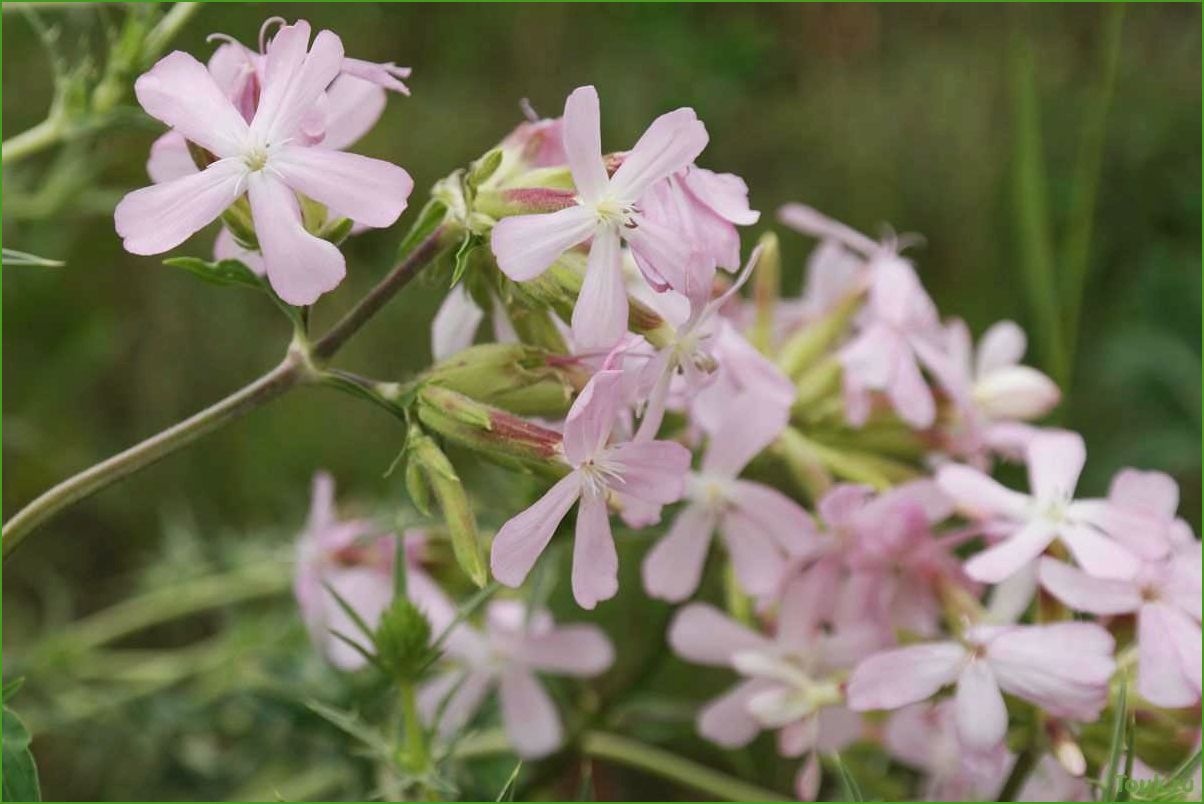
[2, 3, 1200, 801]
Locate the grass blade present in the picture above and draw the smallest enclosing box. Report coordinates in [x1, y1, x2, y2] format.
[495, 760, 522, 802]
[1100, 678, 1129, 801]
[829, 752, 864, 802]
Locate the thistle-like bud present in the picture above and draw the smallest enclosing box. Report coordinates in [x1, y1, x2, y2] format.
[373, 597, 432, 682]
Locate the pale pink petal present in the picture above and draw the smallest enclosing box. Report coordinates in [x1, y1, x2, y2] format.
[134, 51, 248, 157]
[1037, 557, 1140, 615]
[1057, 523, 1139, 580]
[561, 85, 608, 203]
[1026, 430, 1086, 503]
[985, 561, 1039, 623]
[624, 213, 695, 299]
[719, 509, 788, 597]
[339, 57, 411, 94]
[319, 74, 387, 150]
[642, 503, 716, 602]
[1138, 603, 1201, 708]
[776, 203, 879, 256]
[431, 283, 484, 361]
[491, 473, 581, 588]
[519, 624, 614, 676]
[146, 131, 197, 183]
[1071, 499, 1170, 561]
[420, 669, 493, 739]
[846, 643, 966, 711]
[668, 603, 771, 666]
[562, 369, 624, 466]
[307, 471, 337, 531]
[976, 320, 1027, 376]
[246, 171, 345, 305]
[609, 108, 708, 201]
[698, 679, 769, 747]
[213, 227, 265, 275]
[499, 668, 563, 758]
[682, 166, 759, 225]
[964, 521, 1055, 584]
[115, 159, 245, 255]
[954, 660, 1008, 750]
[1109, 468, 1180, 520]
[795, 753, 822, 801]
[271, 146, 411, 228]
[935, 464, 1031, 521]
[572, 228, 628, 349]
[887, 345, 937, 428]
[491, 205, 597, 281]
[986, 623, 1115, 720]
[252, 23, 345, 143]
[816, 706, 863, 751]
[571, 491, 618, 609]
[728, 480, 819, 558]
[818, 484, 875, 530]
[701, 401, 790, 477]
[606, 440, 691, 505]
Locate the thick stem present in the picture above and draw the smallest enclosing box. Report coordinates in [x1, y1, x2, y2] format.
[1, 116, 62, 166]
[399, 681, 435, 800]
[3, 231, 448, 559]
[2, 357, 301, 558]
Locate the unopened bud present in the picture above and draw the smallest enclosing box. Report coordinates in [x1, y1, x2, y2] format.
[421, 343, 574, 418]
[408, 428, 488, 588]
[374, 598, 432, 681]
[416, 385, 564, 469]
[1053, 731, 1087, 777]
[467, 148, 504, 190]
[772, 428, 833, 503]
[749, 231, 781, 355]
[974, 366, 1061, 421]
[475, 187, 577, 220]
[776, 289, 864, 379]
[221, 197, 258, 251]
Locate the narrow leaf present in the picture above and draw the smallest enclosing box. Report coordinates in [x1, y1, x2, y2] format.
[2, 248, 63, 268]
[829, 752, 863, 802]
[2, 706, 41, 802]
[1100, 679, 1129, 802]
[322, 581, 377, 643]
[496, 761, 522, 802]
[163, 257, 265, 290]
[419, 582, 499, 673]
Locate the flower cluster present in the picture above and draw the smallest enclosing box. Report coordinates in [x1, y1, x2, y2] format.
[112, 23, 1198, 797]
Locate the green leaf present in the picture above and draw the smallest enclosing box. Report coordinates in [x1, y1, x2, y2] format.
[2, 248, 63, 268]
[396, 198, 448, 263]
[305, 700, 393, 758]
[450, 233, 482, 286]
[322, 581, 377, 644]
[163, 257, 265, 290]
[468, 148, 504, 189]
[1100, 679, 1129, 802]
[2, 678, 25, 703]
[829, 752, 863, 802]
[495, 761, 522, 802]
[2, 706, 41, 802]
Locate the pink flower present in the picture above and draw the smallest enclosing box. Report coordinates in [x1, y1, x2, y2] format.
[847, 621, 1115, 750]
[489, 85, 708, 348]
[418, 599, 613, 758]
[883, 701, 1012, 801]
[635, 165, 759, 306]
[840, 257, 953, 429]
[1039, 474, 1200, 708]
[490, 369, 691, 608]
[643, 392, 817, 601]
[668, 591, 873, 801]
[115, 21, 413, 305]
[936, 430, 1140, 583]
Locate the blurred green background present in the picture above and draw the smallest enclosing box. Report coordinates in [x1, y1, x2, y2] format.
[3, 3, 1200, 801]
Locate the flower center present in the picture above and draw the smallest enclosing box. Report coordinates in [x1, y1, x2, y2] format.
[243, 144, 270, 172]
[579, 455, 624, 498]
[732, 650, 842, 727]
[592, 197, 634, 228]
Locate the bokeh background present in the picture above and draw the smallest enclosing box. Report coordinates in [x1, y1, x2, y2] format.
[3, 3, 1200, 801]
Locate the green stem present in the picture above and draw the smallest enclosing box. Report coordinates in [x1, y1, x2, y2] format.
[2, 230, 448, 559]
[998, 743, 1039, 801]
[35, 561, 290, 655]
[455, 729, 788, 802]
[399, 681, 435, 799]
[141, 2, 202, 62]
[1, 116, 63, 166]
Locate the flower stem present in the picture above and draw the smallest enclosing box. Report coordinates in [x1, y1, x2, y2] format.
[399, 680, 436, 800]
[2, 230, 448, 559]
[1, 116, 63, 166]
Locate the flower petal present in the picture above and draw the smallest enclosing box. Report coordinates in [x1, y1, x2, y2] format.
[610, 108, 708, 201]
[683, 166, 759, 226]
[571, 491, 619, 609]
[571, 228, 628, 349]
[975, 320, 1027, 376]
[146, 131, 197, 183]
[1037, 557, 1140, 614]
[563, 369, 624, 466]
[846, 643, 966, 711]
[320, 74, 387, 151]
[936, 464, 1031, 521]
[271, 146, 412, 228]
[252, 23, 345, 142]
[1137, 603, 1201, 708]
[562, 85, 609, 203]
[624, 213, 695, 299]
[115, 159, 245, 255]
[729, 480, 819, 559]
[954, 660, 1008, 751]
[987, 622, 1114, 720]
[519, 623, 615, 676]
[419, 669, 492, 739]
[431, 283, 484, 361]
[246, 172, 345, 305]
[719, 509, 787, 597]
[668, 603, 771, 666]
[134, 51, 249, 157]
[606, 440, 691, 505]
[1057, 523, 1139, 581]
[1026, 430, 1086, 504]
[642, 503, 716, 602]
[701, 399, 789, 477]
[964, 520, 1056, 584]
[1109, 468, 1180, 520]
[491, 473, 581, 588]
[499, 668, 563, 758]
[697, 679, 769, 747]
[490, 205, 597, 282]
[213, 227, 265, 275]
